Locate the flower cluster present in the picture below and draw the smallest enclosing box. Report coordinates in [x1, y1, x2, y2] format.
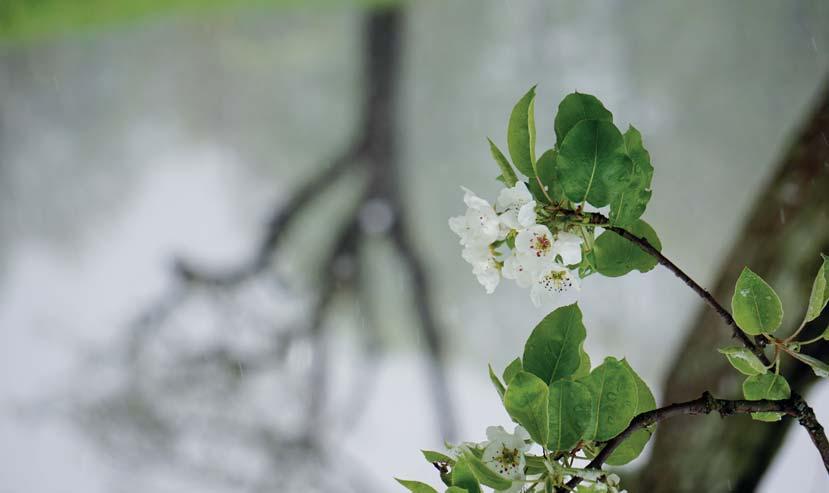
[449, 182, 582, 306]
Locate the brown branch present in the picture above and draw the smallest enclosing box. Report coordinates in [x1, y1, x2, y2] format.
[582, 212, 769, 365]
[561, 391, 824, 491]
[564, 209, 829, 475]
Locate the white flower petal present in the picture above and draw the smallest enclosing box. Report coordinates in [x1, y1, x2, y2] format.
[552, 231, 583, 265]
[530, 263, 579, 307]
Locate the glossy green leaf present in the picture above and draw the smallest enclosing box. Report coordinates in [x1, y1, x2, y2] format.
[508, 86, 537, 178]
[488, 364, 506, 401]
[718, 346, 767, 376]
[460, 450, 511, 491]
[445, 488, 468, 493]
[488, 138, 518, 188]
[806, 254, 829, 323]
[604, 360, 656, 465]
[592, 219, 661, 277]
[743, 373, 790, 422]
[536, 148, 565, 202]
[547, 380, 593, 451]
[556, 119, 631, 207]
[451, 457, 482, 493]
[579, 357, 638, 441]
[522, 304, 587, 384]
[554, 92, 613, 147]
[396, 479, 439, 493]
[732, 268, 784, 336]
[608, 126, 653, 227]
[422, 450, 455, 465]
[503, 358, 523, 385]
[504, 371, 549, 445]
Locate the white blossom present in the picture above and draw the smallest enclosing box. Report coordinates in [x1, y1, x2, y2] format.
[515, 225, 556, 267]
[448, 187, 504, 247]
[552, 231, 583, 266]
[502, 253, 535, 288]
[460, 244, 500, 294]
[482, 425, 530, 492]
[496, 182, 536, 230]
[530, 263, 579, 307]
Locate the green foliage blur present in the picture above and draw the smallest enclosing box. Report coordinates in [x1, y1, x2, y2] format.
[0, 0, 399, 43]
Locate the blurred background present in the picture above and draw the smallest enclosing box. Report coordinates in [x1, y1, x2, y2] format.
[1, 1, 828, 492]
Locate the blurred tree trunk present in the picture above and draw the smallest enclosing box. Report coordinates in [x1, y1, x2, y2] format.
[638, 78, 829, 492]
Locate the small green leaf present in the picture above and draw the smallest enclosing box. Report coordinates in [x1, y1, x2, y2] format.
[460, 450, 511, 491]
[522, 304, 587, 384]
[396, 479, 439, 493]
[608, 126, 653, 227]
[504, 371, 549, 445]
[604, 360, 657, 465]
[788, 351, 829, 378]
[718, 346, 768, 376]
[536, 148, 565, 202]
[547, 379, 594, 452]
[743, 373, 791, 422]
[554, 92, 613, 147]
[503, 358, 523, 385]
[593, 219, 661, 277]
[451, 457, 482, 493]
[556, 119, 631, 207]
[525, 455, 548, 475]
[508, 86, 537, 178]
[488, 138, 518, 188]
[732, 268, 784, 336]
[488, 364, 506, 401]
[806, 254, 829, 323]
[422, 450, 455, 465]
[579, 357, 638, 441]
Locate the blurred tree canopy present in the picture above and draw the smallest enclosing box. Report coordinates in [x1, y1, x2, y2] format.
[0, 0, 398, 43]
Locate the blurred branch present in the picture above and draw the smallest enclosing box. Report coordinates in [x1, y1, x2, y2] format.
[126, 8, 457, 474]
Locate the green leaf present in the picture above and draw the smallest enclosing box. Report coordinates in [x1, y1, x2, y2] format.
[396, 479, 439, 493]
[573, 345, 592, 380]
[445, 488, 468, 493]
[422, 450, 455, 465]
[507, 86, 537, 178]
[488, 364, 506, 401]
[604, 360, 656, 465]
[547, 380, 594, 452]
[579, 357, 638, 441]
[608, 126, 654, 227]
[525, 455, 548, 475]
[451, 457, 482, 493]
[503, 358, 523, 385]
[522, 304, 587, 384]
[806, 254, 829, 323]
[718, 346, 768, 376]
[459, 450, 511, 491]
[743, 373, 791, 422]
[504, 371, 549, 445]
[592, 219, 661, 277]
[556, 119, 631, 207]
[554, 92, 613, 147]
[536, 148, 565, 202]
[488, 138, 518, 188]
[787, 351, 829, 378]
[732, 268, 784, 336]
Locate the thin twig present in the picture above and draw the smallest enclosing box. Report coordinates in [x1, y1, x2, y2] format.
[570, 210, 829, 475]
[560, 391, 825, 491]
